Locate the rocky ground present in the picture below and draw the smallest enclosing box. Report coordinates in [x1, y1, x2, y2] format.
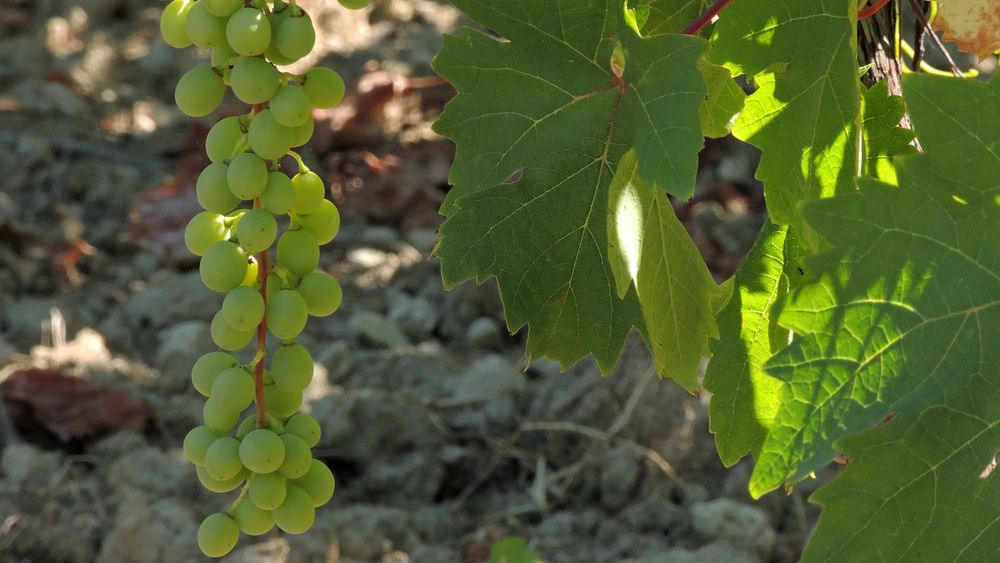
[0, 1, 828, 561]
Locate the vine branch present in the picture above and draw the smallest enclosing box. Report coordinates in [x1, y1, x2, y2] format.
[683, 0, 734, 36]
[253, 199, 269, 428]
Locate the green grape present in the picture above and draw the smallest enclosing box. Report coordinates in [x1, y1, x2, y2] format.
[222, 285, 266, 331]
[272, 485, 316, 534]
[249, 471, 287, 510]
[234, 500, 274, 536]
[200, 241, 249, 292]
[291, 171, 325, 214]
[198, 513, 239, 558]
[175, 66, 225, 117]
[211, 310, 256, 351]
[197, 465, 246, 493]
[226, 7, 271, 57]
[185, 2, 227, 48]
[299, 199, 341, 245]
[206, 116, 245, 163]
[276, 12, 316, 61]
[203, 0, 242, 17]
[262, 172, 297, 215]
[227, 152, 269, 200]
[264, 4, 297, 65]
[196, 162, 239, 213]
[203, 396, 241, 433]
[271, 343, 313, 393]
[242, 255, 260, 286]
[265, 43, 297, 66]
[183, 425, 222, 466]
[248, 109, 294, 161]
[267, 289, 309, 340]
[269, 85, 312, 128]
[301, 67, 346, 109]
[236, 208, 278, 254]
[230, 57, 280, 104]
[160, 0, 194, 48]
[264, 384, 303, 418]
[284, 413, 321, 447]
[277, 229, 320, 277]
[297, 272, 343, 317]
[292, 459, 336, 507]
[210, 366, 256, 412]
[184, 211, 227, 256]
[211, 43, 238, 67]
[205, 436, 244, 481]
[236, 414, 258, 439]
[191, 351, 238, 397]
[240, 429, 286, 473]
[291, 115, 314, 147]
[266, 273, 287, 302]
[338, 0, 372, 9]
[277, 433, 312, 479]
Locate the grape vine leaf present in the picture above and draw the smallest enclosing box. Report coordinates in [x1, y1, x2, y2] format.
[860, 81, 916, 185]
[433, 0, 715, 377]
[933, 0, 1000, 58]
[706, 0, 860, 232]
[749, 74, 1000, 498]
[638, 0, 709, 36]
[608, 150, 720, 391]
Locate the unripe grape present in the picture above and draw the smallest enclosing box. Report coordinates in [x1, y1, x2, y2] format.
[299, 199, 341, 245]
[210, 366, 256, 412]
[184, 212, 227, 256]
[277, 229, 320, 277]
[271, 343, 313, 393]
[203, 396, 241, 433]
[264, 4, 298, 65]
[200, 241, 249, 292]
[338, 0, 371, 11]
[266, 273, 287, 302]
[234, 500, 274, 536]
[185, 2, 227, 48]
[183, 425, 222, 466]
[231, 57, 280, 104]
[297, 272, 343, 317]
[276, 12, 316, 60]
[264, 385, 303, 418]
[270, 85, 312, 127]
[175, 67, 225, 117]
[277, 433, 312, 479]
[211, 310, 256, 351]
[206, 116, 245, 164]
[203, 0, 242, 17]
[196, 162, 239, 213]
[291, 171, 325, 214]
[222, 285, 266, 331]
[249, 471, 287, 510]
[262, 172, 297, 215]
[267, 289, 309, 340]
[291, 116, 314, 147]
[205, 436, 244, 481]
[272, 485, 315, 534]
[240, 429, 286, 473]
[198, 513, 239, 558]
[248, 109, 294, 161]
[236, 415, 259, 439]
[293, 459, 336, 507]
[242, 255, 260, 286]
[301, 68, 346, 109]
[285, 413, 321, 447]
[160, 0, 194, 48]
[197, 465, 246, 493]
[227, 152, 269, 200]
[211, 43, 239, 68]
[191, 351, 239, 397]
[226, 8, 272, 57]
[236, 209, 278, 254]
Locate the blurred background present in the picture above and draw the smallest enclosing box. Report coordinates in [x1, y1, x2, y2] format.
[5, 1, 982, 562]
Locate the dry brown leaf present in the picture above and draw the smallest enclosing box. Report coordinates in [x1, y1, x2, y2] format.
[933, 0, 1000, 58]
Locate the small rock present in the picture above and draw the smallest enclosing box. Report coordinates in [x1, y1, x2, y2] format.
[1, 443, 63, 489]
[464, 316, 503, 350]
[359, 225, 401, 247]
[106, 446, 192, 498]
[599, 446, 642, 510]
[153, 321, 214, 393]
[96, 495, 201, 563]
[387, 294, 440, 342]
[316, 340, 353, 382]
[349, 311, 409, 348]
[405, 228, 439, 255]
[222, 538, 290, 563]
[652, 542, 759, 563]
[691, 498, 776, 559]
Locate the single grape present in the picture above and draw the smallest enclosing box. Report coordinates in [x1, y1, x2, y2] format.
[206, 116, 245, 163]
[277, 433, 312, 479]
[236, 209, 278, 254]
[271, 343, 313, 393]
[211, 310, 256, 351]
[197, 465, 246, 493]
[291, 171, 325, 214]
[160, 0, 194, 48]
[210, 366, 256, 412]
[291, 116, 314, 147]
[242, 255, 260, 286]
[211, 43, 239, 68]
[222, 285, 266, 332]
[292, 459, 336, 507]
[175, 66, 225, 117]
[191, 351, 239, 397]
[338, 0, 372, 9]
[272, 485, 316, 534]
[301, 67, 346, 109]
[264, 385, 303, 418]
[266, 273, 286, 302]
[227, 152, 269, 200]
[262, 172, 297, 215]
[196, 162, 240, 213]
[203, 0, 242, 17]
[184, 212, 227, 256]
[240, 429, 286, 473]
[277, 229, 320, 277]
[185, 2, 227, 48]
[230, 57, 280, 104]
[269, 85, 312, 128]
[226, 7, 271, 57]
[299, 199, 341, 245]
[248, 109, 294, 161]
[198, 513, 239, 558]
[236, 415, 258, 439]
[249, 471, 287, 510]
[200, 241, 249, 292]
[276, 11, 316, 61]
[203, 396, 241, 433]
[234, 500, 274, 536]
[205, 436, 244, 481]
[183, 425, 222, 466]
[267, 289, 309, 340]
[297, 272, 343, 317]
[284, 413, 321, 447]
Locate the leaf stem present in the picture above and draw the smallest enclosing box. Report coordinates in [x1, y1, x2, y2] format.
[253, 197, 269, 429]
[858, 0, 891, 20]
[683, 0, 734, 35]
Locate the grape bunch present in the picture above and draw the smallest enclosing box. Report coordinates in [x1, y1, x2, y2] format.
[160, 0, 369, 557]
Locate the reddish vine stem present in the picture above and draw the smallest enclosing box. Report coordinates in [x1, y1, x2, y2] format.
[858, 0, 892, 20]
[253, 198, 269, 429]
[683, 0, 734, 35]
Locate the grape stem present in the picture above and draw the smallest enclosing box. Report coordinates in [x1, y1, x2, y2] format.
[858, 0, 891, 19]
[683, 0, 734, 35]
[287, 150, 310, 173]
[253, 198, 270, 429]
[227, 478, 252, 516]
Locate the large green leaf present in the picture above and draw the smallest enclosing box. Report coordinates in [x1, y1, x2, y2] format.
[750, 74, 1000, 498]
[706, 0, 860, 233]
[433, 0, 714, 374]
